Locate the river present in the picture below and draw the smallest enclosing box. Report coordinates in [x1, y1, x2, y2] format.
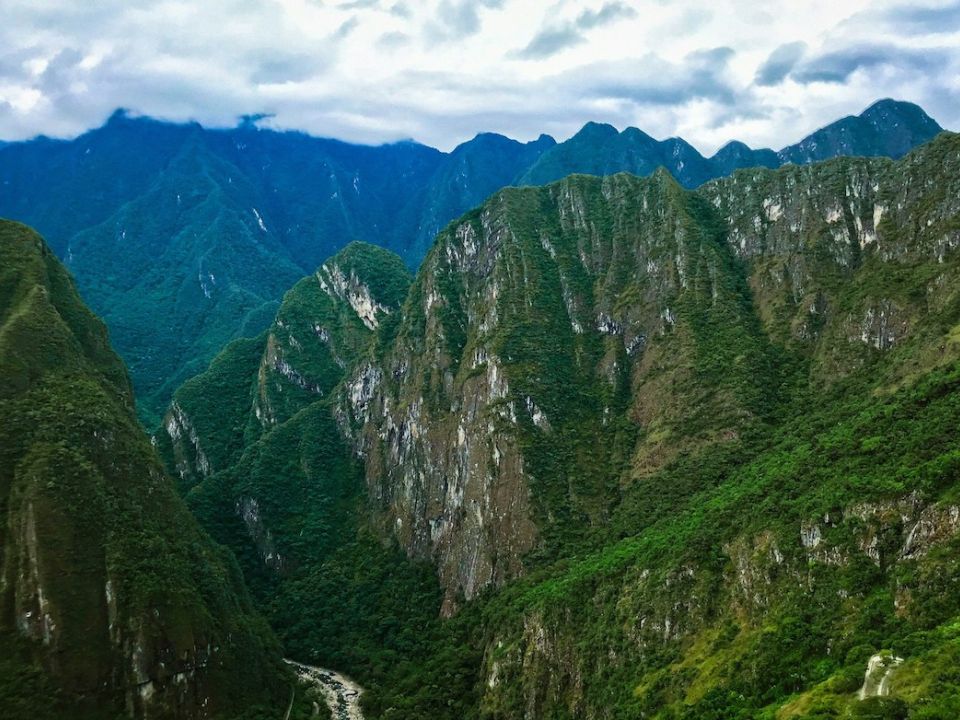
[285, 659, 365, 720]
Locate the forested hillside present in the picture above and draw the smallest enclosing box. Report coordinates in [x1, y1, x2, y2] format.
[0, 220, 298, 719]
[159, 132, 960, 718]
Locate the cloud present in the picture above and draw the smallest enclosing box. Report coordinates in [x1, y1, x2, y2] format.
[576, 1, 637, 30]
[249, 52, 329, 85]
[429, 0, 504, 39]
[335, 16, 361, 39]
[378, 31, 410, 48]
[755, 41, 806, 86]
[515, 1, 638, 59]
[860, 2, 960, 35]
[564, 47, 739, 106]
[515, 26, 585, 59]
[0, 0, 956, 156]
[791, 44, 945, 84]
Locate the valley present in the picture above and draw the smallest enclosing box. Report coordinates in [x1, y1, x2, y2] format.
[155, 129, 960, 718]
[2, 98, 959, 720]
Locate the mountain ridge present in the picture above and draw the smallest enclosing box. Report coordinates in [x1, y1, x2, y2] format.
[0, 99, 944, 424]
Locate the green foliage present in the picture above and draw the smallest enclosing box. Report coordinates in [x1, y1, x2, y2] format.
[0, 220, 288, 718]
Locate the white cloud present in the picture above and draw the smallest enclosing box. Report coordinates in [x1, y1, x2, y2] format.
[0, 0, 955, 153]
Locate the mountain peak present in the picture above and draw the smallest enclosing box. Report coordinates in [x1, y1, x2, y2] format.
[575, 121, 620, 139]
[860, 98, 942, 131]
[779, 97, 943, 164]
[105, 107, 134, 125]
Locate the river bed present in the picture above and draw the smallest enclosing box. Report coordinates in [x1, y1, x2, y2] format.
[286, 659, 364, 720]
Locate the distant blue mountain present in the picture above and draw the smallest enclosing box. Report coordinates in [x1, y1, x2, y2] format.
[0, 99, 943, 422]
[519, 99, 943, 185]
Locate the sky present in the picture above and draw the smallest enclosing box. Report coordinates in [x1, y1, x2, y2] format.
[0, 0, 957, 154]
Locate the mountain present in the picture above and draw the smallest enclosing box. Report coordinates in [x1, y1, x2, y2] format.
[159, 241, 412, 490]
[0, 219, 292, 718]
[156, 242, 483, 718]
[777, 98, 945, 164]
[520, 99, 943, 187]
[709, 139, 780, 175]
[517, 120, 719, 187]
[0, 115, 552, 425]
[0, 101, 943, 425]
[163, 132, 960, 718]
[410, 132, 556, 261]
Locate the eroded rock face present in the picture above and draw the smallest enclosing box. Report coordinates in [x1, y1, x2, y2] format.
[338, 172, 775, 610]
[701, 144, 960, 378]
[317, 260, 391, 331]
[335, 137, 960, 610]
[165, 400, 213, 482]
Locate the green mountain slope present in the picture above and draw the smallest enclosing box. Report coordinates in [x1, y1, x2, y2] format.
[68, 138, 305, 427]
[0, 220, 291, 719]
[411, 132, 556, 261]
[518, 121, 718, 187]
[157, 242, 411, 489]
[164, 134, 960, 719]
[777, 98, 945, 164]
[157, 243, 483, 717]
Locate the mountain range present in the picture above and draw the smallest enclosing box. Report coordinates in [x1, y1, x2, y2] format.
[158, 129, 960, 719]
[0, 99, 945, 425]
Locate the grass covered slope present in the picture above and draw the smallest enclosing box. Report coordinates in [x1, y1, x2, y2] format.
[0, 220, 289, 719]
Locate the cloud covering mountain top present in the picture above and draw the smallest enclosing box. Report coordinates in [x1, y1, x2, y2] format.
[0, 0, 956, 152]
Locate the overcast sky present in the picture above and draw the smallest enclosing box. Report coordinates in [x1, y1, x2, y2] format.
[0, 0, 957, 153]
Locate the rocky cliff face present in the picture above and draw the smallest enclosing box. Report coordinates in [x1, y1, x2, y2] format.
[0, 220, 286, 719]
[478, 490, 960, 718]
[337, 134, 960, 612]
[337, 169, 778, 611]
[159, 241, 412, 558]
[702, 141, 960, 368]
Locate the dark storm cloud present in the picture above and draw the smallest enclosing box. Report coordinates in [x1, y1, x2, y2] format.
[754, 41, 806, 86]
